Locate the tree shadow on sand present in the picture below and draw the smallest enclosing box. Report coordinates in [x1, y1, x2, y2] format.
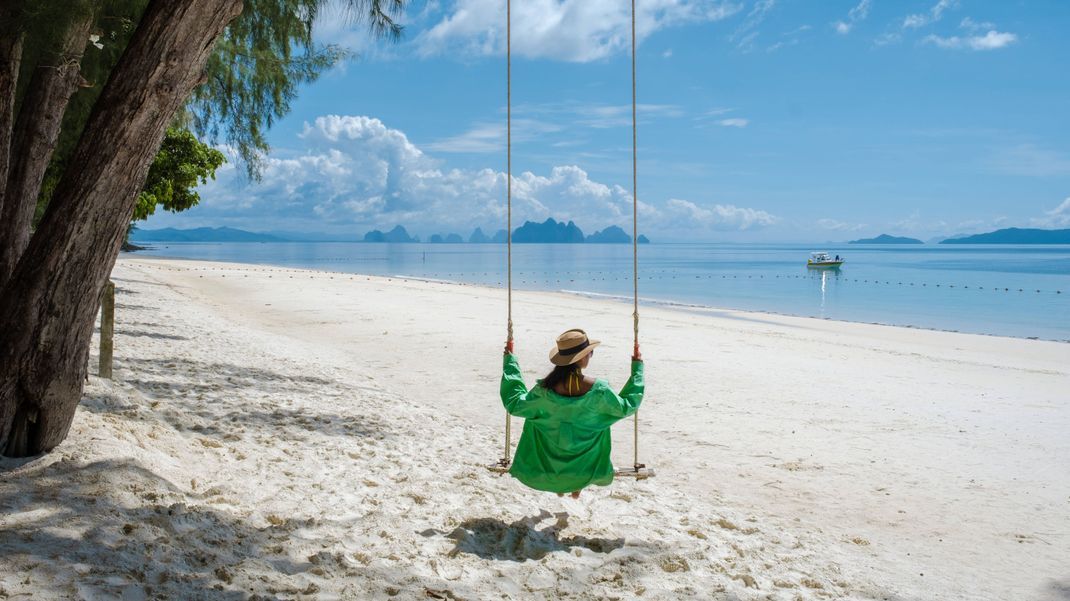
[115, 302, 156, 311]
[442, 510, 625, 561]
[0, 458, 310, 599]
[115, 328, 190, 340]
[1, 457, 463, 598]
[1047, 578, 1070, 600]
[112, 276, 168, 288]
[80, 356, 391, 443]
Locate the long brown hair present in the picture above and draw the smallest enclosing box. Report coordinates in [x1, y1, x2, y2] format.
[539, 363, 580, 391]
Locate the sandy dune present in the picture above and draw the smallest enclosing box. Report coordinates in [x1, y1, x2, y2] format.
[1, 257, 1067, 600]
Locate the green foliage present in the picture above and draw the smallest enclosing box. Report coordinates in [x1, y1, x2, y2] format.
[133, 128, 226, 222]
[188, 0, 406, 178]
[21, 0, 408, 222]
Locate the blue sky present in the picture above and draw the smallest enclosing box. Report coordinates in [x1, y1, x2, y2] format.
[145, 0, 1070, 242]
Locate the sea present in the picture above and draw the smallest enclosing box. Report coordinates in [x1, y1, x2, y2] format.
[133, 242, 1070, 342]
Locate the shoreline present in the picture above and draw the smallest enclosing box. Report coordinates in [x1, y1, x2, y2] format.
[126, 251, 1070, 344]
[3, 255, 1067, 599]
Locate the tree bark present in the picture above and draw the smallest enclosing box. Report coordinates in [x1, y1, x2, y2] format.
[0, 11, 94, 288]
[0, 2, 25, 233]
[0, 0, 243, 457]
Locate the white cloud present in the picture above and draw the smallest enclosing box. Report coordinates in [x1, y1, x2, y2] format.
[874, 31, 902, 46]
[833, 0, 870, 35]
[516, 101, 685, 129]
[848, 0, 872, 21]
[424, 119, 562, 153]
[662, 48, 673, 58]
[903, 0, 957, 29]
[731, 0, 776, 52]
[767, 24, 809, 53]
[1030, 198, 1070, 228]
[816, 218, 867, 232]
[422, 102, 686, 154]
[924, 30, 1017, 51]
[424, 123, 505, 153]
[172, 114, 779, 240]
[665, 198, 776, 230]
[959, 17, 995, 32]
[417, 0, 743, 62]
[695, 107, 747, 126]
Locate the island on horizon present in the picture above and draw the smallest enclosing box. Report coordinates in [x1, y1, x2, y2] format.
[940, 227, 1070, 244]
[848, 234, 924, 244]
[131, 218, 653, 244]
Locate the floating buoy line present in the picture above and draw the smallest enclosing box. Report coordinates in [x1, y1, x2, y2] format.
[133, 263, 1066, 296]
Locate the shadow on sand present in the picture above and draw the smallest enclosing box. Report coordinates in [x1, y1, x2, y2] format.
[116, 328, 190, 341]
[0, 458, 307, 599]
[1048, 579, 1070, 600]
[80, 355, 390, 443]
[442, 510, 625, 561]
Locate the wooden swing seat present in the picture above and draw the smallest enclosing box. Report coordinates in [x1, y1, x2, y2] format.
[486, 462, 655, 480]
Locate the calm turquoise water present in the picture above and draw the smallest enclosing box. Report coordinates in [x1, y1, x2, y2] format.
[133, 242, 1070, 341]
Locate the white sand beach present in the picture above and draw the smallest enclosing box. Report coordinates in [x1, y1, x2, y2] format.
[2, 256, 1068, 600]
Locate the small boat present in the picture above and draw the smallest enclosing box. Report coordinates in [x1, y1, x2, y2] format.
[807, 251, 844, 268]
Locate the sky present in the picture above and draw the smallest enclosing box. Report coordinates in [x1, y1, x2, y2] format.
[143, 0, 1070, 243]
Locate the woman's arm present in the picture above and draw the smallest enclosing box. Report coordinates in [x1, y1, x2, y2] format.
[594, 359, 645, 420]
[617, 359, 645, 416]
[500, 353, 539, 418]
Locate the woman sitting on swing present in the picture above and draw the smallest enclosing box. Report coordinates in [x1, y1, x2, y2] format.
[501, 328, 644, 498]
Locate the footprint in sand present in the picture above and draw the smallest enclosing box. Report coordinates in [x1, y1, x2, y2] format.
[774, 459, 824, 472]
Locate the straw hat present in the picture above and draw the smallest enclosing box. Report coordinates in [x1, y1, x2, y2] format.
[549, 328, 600, 366]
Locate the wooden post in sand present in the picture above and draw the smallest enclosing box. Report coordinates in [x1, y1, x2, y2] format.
[98, 280, 115, 379]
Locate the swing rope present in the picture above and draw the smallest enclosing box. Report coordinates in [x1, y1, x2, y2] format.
[499, 0, 646, 477]
[630, 0, 642, 473]
[502, 0, 513, 467]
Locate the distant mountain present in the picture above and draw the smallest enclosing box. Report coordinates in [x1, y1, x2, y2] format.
[940, 228, 1070, 244]
[583, 225, 653, 244]
[586, 225, 631, 243]
[363, 225, 418, 243]
[638, 234, 650, 244]
[429, 233, 463, 243]
[130, 227, 283, 242]
[849, 234, 923, 244]
[137, 222, 656, 245]
[513, 218, 585, 243]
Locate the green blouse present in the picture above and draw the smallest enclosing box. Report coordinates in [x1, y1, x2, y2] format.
[499, 354, 644, 493]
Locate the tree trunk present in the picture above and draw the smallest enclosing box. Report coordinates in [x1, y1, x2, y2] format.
[0, 0, 243, 457]
[0, 11, 94, 288]
[0, 2, 25, 233]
